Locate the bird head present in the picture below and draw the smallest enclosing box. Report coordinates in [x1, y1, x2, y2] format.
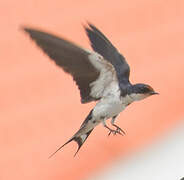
[130, 83, 159, 101]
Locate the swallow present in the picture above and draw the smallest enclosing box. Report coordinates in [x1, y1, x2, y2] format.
[23, 23, 158, 157]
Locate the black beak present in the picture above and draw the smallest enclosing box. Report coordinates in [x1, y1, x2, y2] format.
[150, 92, 159, 95]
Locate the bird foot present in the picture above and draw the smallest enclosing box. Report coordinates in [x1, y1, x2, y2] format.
[107, 127, 125, 136]
[104, 124, 125, 136]
[112, 124, 126, 135]
[108, 129, 121, 136]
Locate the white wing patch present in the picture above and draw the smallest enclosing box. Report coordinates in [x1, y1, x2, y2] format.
[88, 52, 117, 99]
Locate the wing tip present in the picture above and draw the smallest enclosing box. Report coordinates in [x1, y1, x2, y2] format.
[20, 25, 32, 34]
[82, 21, 95, 33]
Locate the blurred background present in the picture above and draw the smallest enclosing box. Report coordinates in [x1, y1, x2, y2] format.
[0, 0, 184, 179]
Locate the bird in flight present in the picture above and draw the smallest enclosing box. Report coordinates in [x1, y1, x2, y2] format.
[23, 23, 158, 157]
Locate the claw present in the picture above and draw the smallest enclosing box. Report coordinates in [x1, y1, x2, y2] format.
[108, 129, 124, 136]
[103, 121, 125, 137]
[112, 124, 126, 135]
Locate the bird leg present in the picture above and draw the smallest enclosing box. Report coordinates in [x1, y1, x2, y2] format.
[110, 115, 126, 135]
[102, 119, 123, 136]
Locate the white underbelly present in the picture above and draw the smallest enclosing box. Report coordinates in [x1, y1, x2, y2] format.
[92, 80, 134, 121]
[105, 102, 125, 118]
[93, 96, 126, 120]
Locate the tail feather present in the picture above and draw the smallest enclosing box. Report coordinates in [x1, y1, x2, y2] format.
[48, 129, 94, 158]
[48, 137, 74, 158]
[49, 110, 94, 158]
[73, 128, 93, 157]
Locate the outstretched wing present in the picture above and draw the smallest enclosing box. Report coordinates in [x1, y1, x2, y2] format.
[84, 23, 131, 94]
[23, 27, 115, 103]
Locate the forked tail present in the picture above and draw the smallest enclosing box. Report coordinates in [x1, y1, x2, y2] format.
[49, 110, 94, 158]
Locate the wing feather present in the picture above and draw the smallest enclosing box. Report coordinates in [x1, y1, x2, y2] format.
[23, 27, 116, 102]
[84, 23, 131, 95]
[23, 27, 100, 103]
